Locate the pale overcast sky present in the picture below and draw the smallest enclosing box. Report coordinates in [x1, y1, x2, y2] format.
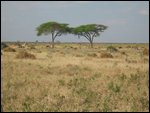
[1, 1, 149, 43]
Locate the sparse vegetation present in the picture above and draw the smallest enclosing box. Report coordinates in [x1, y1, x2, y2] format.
[101, 52, 113, 58]
[1, 43, 149, 112]
[3, 47, 16, 52]
[107, 46, 118, 52]
[1, 42, 8, 49]
[87, 53, 97, 57]
[28, 45, 36, 49]
[108, 82, 121, 93]
[143, 48, 149, 56]
[16, 51, 36, 59]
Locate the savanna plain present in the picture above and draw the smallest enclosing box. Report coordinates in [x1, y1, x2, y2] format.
[1, 42, 149, 112]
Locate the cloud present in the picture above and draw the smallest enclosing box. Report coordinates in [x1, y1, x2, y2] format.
[139, 9, 149, 16]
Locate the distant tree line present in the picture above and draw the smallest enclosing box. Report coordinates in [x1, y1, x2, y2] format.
[36, 21, 108, 48]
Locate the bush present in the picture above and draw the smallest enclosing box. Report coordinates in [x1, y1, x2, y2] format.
[121, 51, 126, 55]
[108, 82, 121, 93]
[46, 45, 51, 48]
[143, 48, 149, 56]
[75, 54, 83, 57]
[87, 53, 97, 57]
[101, 52, 113, 58]
[16, 51, 36, 59]
[107, 46, 118, 52]
[1, 43, 8, 49]
[29, 45, 35, 49]
[3, 47, 16, 52]
[14, 42, 22, 48]
[126, 45, 132, 48]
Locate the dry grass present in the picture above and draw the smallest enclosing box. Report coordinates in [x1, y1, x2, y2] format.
[3, 47, 16, 52]
[1, 43, 149, 112]
[143, 48, 149, 56]
[101, 52, 113, 58]
[16, 51, 36, 59]
[87, 53, 97, 57]
[107, 46, 118, 52]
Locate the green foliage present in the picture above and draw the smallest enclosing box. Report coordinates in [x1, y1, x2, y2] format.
[58, 79, 65, 86]
[1, 42, 8, 49]
[71, 24, 107, 48]
[72, 24, 107, 36]
[103, 95, 112, 112]
[108, 82, 121, 93]
[36, 22, 107, 48]
[118, 73, 127, 81]
[36, 22, 69, 36]
[107, 46, 118, 52]
[129, 73, 140, 83]
[36, 21, 70, 48]
[22, 96, 34, 112]
[87, 53, 97, 57]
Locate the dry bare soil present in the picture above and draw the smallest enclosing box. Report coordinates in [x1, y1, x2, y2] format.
[1, 43, 149, 112]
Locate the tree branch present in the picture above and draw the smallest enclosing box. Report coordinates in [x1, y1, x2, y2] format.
[91, 32, 96, 42]
[53, 32, 62, 39]
[82, 33, 91, 42]
[51, 32, 54, 40]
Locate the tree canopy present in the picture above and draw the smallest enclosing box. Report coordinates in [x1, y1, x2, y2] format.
[72, 24, 108, 47]
[36, 21, 108, 48]
[36, 21, 69, 48]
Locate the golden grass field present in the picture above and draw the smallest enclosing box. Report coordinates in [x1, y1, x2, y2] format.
[1, 43, 149, 112]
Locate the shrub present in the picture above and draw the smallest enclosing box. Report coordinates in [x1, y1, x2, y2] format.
[126, 45, 132, 48]
[121, 51, 126, 55]
[46, 45, 51, 48]
[108, 82, 121, 93]
[3, 47, 16, 52]
[28, 45, 36, 49]
[58, 80, 65, 86]
[75, 54, 83, 57]
[143, 48, 149, 56]
[14, 42, 22, 48]
[87, 53, 97, 57]
[101, 52, 113, 58]
[1, 43, 8, 49]
[107, 46, 118, 52]
[16, 51, 36, 59]
[143, 58, 149, 63]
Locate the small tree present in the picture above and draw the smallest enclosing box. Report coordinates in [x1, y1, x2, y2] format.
[36, 21, 69, 48]
[72, 24, 107, 48]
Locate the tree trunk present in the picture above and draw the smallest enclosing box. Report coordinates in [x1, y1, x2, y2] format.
[51, 33, 55, 48]
[90, 41, 93, 48]
[52, 38, 54, 48]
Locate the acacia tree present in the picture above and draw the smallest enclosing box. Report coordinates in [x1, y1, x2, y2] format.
[72, 24, 107, 48]
[36, 21, 69, 48]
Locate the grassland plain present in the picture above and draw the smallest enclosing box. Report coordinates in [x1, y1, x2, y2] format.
[1, 43, 149, 112]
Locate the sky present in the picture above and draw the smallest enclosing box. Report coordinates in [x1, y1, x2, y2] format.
[1, 1, 149, 43]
